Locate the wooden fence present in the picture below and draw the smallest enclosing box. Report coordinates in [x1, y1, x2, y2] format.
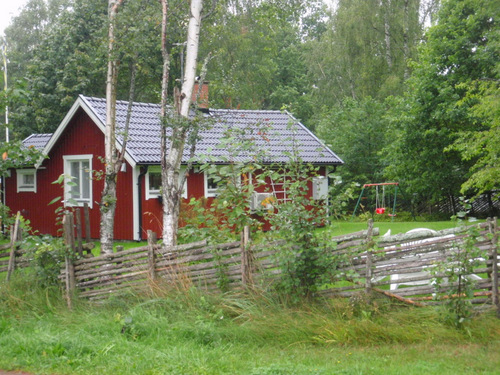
[0, 207, 92, 275]
[2, 211, 499, 314]
[0, 212, 29, 280]
[320, 219, 499, 310]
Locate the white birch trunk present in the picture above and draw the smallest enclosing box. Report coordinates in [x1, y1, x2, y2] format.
[180, 0, 203, 118]
[382, 0, 392, 69]
[100, 0, 123, 255]
[161, 0, 203, 248]
[403, 0, 410, 80]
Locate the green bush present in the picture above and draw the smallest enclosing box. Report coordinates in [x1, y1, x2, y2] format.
[22, 235, 68, 287]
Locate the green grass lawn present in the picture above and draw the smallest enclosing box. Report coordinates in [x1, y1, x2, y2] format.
[0, 274, 499, 375]
[324, 219, 473, 237]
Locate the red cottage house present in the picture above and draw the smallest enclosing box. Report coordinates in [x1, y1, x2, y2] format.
[4, 95, 343, 240]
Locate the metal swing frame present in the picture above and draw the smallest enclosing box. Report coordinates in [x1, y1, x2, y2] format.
[351, 182, 399, 221]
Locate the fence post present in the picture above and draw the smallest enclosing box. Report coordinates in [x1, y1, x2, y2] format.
[75, 208, 83, 256]
[6, 211, 21, 282]
[84, 203, 91, 243]
[240, 226, 252, 286]
[365, 252, 373, 294]
[365, 219, 374, 295]
[147, 230, 157, 281]
[63, 213, 77, 309]
[489, 217, 499, 317]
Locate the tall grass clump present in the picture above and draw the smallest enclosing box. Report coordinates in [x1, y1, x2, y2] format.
[0, 270, 68, 317]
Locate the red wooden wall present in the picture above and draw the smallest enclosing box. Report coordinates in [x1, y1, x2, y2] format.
[5, 109, 134, 240]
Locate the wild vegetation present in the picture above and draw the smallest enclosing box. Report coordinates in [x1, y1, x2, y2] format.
[0, 272, 499, 375]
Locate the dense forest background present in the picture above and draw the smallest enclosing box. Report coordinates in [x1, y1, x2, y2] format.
[0, 0, 498, 215]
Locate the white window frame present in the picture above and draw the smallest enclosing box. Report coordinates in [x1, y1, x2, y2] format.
[204, 171, 219, 198]
[16, 169, 37, 193]
[204, 168, 242, 198]
[146, 166, 187, 200]
[63, 155, 93, 208]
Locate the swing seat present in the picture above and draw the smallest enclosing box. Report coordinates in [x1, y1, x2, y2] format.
[376, 207, 386, 214]
[388, 213, 396, 217]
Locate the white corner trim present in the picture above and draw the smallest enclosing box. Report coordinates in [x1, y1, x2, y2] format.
[132, 165, 140, 241]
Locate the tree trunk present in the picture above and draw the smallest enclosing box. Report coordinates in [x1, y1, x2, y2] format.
[382, 0, 392, 69]
[180, 0, 203, 118]
[403, 0, 410, 80]
[161, 0, 203, 248]
[100, 0, 123, 255]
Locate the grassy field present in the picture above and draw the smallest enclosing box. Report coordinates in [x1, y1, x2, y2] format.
[325, 219, 472, 237]
[0, 273, 499, 375]
[92, 220, 465, 253]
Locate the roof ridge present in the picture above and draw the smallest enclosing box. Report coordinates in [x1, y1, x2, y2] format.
[23, 133, 52, 140]
[73, 94, 343, 166]
[82, 95, 161, 108]
[210, 108, 283, 113]
[82, 96, 288, 114]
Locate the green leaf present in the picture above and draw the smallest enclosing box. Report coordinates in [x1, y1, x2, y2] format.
[48, 196, 62, 206]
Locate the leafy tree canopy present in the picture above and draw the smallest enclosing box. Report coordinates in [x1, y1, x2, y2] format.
[382, 0, 499, 203]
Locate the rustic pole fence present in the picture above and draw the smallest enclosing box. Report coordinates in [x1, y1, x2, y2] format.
[240, 226, 253, 287]
[147, 230, 157, 281]
[75, 208, 83, 256]
[84, 203, 91, 243]
[364, 219, 374, 294]
[63, 212, 77, 309]
[6, 211, 21, 282]
[488, 217, 499, 317]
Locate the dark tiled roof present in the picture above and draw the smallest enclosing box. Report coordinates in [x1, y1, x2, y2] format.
[30, 95, 343, 166]
[22, 134, 53, 151]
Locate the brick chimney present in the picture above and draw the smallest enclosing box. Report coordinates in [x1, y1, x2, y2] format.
[192, 81, 209, 109]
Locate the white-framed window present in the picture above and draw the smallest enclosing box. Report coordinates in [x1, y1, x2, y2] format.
[146, 166, 162, 200]
[16, 169, 37, 193]
[63, 155, 93, 207]
[146, 166, 187, 200]
[204, 172, 219, 198]
[204, 168, 242, 198]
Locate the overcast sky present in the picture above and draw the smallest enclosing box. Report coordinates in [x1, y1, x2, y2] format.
[0, 0, 30, 36]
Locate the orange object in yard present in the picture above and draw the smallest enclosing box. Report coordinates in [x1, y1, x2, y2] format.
[2, 152, 7, 160]
[376, 207, 386, 214]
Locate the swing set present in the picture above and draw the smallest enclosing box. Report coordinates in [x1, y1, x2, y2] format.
[352, 182, 399, 221]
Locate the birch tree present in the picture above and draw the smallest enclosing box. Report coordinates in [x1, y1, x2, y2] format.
[160, 0, 204, 247]
[100, 0, 136, 255]
[100, 0, 123, 255]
